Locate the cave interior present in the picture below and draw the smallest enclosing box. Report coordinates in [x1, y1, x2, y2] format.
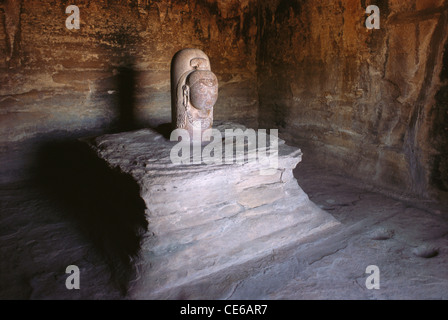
[1, 0, 448, 299]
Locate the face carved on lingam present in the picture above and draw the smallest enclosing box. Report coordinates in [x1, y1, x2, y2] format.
[171, 49, 218, 141]
[187, 70, 218, 112]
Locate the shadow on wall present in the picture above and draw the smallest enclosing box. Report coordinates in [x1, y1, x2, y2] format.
[113, 63, 138, 132]
[36, 139, 148, 295]
[30, 29, 153, 295]
[97, 22, 143, 133]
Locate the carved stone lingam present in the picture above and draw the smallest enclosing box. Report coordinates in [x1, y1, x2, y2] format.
[171, 48, 218, 142]
[82, 49, 340, 299]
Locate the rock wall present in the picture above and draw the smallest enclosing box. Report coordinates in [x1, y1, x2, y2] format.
[0, 0, 259, 142]
[1, 0, 447, 200]
[257, 0, 448, 199]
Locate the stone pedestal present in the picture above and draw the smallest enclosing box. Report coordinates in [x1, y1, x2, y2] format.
[85, 122, 339, 299]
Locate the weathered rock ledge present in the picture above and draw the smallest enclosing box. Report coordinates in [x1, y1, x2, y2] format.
[85, 122, 339, 299]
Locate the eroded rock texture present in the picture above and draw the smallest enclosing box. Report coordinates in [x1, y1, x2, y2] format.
[1, 0, 447, 200]
[2, 0, 22, 67]
[257, 0, 448, 199]
[86, 122, 339, 298]
[0, 0, 258, 141]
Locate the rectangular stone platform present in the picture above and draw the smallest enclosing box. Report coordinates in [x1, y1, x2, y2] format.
[85, 122, 339, 299]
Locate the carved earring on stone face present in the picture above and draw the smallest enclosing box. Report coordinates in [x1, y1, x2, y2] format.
[182, 84, 190, 108]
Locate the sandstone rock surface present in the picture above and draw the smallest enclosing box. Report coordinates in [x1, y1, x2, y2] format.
[86, 122, 339, 298]
[1, 0, 446, 201]
[0, 0, 259, 143]
[257, 0, 448, 200]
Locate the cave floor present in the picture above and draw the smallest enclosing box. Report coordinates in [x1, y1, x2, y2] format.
[1, 139, 448, 300]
